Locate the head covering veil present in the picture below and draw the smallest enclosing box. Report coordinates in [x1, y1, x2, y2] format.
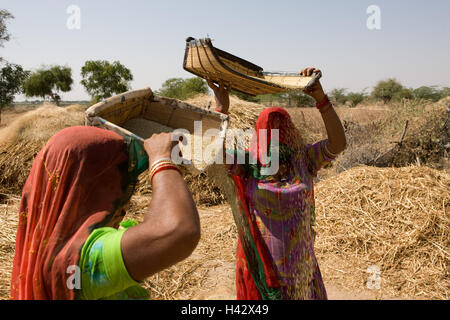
[10, 126, 147, 299]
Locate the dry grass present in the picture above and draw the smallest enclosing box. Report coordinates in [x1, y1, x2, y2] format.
[314, 165, 449, 300]
[0, 104, 86, 194]
[0, 194, 19, 299]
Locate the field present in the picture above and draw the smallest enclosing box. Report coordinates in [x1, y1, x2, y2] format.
[0, 96, 449, 300]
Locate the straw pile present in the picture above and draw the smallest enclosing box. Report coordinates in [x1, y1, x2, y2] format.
[313, 165, 449, 300]
[0, 104, 86, 194]
[0, 194, 19, 299]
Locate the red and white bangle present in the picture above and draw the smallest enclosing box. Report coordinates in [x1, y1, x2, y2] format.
[149, 159, 181, 183]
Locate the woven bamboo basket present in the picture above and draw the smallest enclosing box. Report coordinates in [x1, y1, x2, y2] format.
[183, 37, 321, 96]
[85, 87, 229, 172]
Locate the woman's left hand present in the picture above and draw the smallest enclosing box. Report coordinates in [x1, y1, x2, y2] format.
[300, 67, 326, 103]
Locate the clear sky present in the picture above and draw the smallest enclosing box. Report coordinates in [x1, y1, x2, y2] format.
[1, 0, 449, 101]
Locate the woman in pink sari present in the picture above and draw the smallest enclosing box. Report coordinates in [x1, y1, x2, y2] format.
[208, 67, 346, 300]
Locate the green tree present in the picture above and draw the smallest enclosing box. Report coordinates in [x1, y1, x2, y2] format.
[328, 88, 348, 105]
[22, 65, 73, 106]
[0, 9, 13, 48]
[157, 77, 208, 100]
[413, 86, 442, 102]
[182, 77, 208, 98]
[81, 60, 133, 103]
[439, 87, 450, 99]
[157, 78, 185, 99]
[371, 79, 412, 103]
[346, 91, 367, 107]
[288, 90, 315, 107]
[0, 61, 29, 123]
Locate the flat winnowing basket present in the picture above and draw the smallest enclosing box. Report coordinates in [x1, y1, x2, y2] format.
[183, 37, 322, 96]
[85, 87, 229, 172]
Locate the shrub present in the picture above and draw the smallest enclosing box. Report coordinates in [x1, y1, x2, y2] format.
[371, 78, 411, 103]
[157, 77, 208, 100]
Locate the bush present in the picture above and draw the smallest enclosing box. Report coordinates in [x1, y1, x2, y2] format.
[413, 86, 441, 102]
[371, 78, 412, 103]
[328, 88, 348, 105]
[157, 77, 208, 100]
[346, 92, 367, 107]
[413, 86, 450, 102]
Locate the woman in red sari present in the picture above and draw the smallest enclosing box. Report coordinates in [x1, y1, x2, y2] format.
[208, 67, 346, 300]
[10, 126, 200, 299]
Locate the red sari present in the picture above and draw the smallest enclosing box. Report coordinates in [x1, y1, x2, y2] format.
[10, 126, 136, 299]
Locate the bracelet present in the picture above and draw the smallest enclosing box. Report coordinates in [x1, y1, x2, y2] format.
[149, 157, 173, 170]
[150, 164, 181, 183]
[149, 160, 174, 177]
[324, 141, 339, 158]
[316, 95, 331, 110]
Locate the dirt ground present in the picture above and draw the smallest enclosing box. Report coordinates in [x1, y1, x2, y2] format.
[190, 205, 407, 300]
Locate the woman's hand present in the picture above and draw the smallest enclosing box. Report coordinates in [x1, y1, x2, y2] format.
[300, 67, 326, 103]
[144, 133, 178, 165]
[207, 79, 231, 114]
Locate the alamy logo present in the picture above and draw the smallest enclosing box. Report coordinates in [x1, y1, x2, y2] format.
[366, 265, 381, 290]
[169, 122, 280, 175]
[366, 5, 381, 30]
[66, 265, 81, 290]
[66, 5, 81, 30]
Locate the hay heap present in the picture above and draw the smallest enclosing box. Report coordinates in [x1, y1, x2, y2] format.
[314, 165, 449, 300]
[0, 104, 86, 194]
[0, 194, 19, 299]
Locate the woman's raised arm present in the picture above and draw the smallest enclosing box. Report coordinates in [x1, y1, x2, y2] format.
[300, 67, 347, 157]
[121, 133, 200, 281]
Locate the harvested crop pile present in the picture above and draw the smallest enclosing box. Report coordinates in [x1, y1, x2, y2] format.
[314, 165, 449, 300]
[0, 194, 19, 299]
[0, 104, 86, 193]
